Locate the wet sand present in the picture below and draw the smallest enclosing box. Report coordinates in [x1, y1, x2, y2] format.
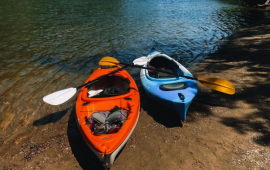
[1, 8, 270, 170]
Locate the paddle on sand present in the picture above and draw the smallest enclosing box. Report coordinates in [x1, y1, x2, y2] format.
[99, 56, 235, 95]
[43, 65, 128, 105]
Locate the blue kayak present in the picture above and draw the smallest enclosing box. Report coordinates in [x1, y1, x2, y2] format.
[140, 49, 198, 121]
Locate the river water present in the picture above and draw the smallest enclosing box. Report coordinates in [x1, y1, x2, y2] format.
[0, 0, 266, 149]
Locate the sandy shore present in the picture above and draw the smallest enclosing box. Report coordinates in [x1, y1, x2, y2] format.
[1, 8, 270, 170]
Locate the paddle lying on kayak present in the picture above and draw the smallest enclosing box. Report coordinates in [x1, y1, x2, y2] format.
[76, 63, 140, 169]
[44, 57, 140, 168]
[43, 65, 128, 105]
[138, 49, 199, 121]
[99, 56, 235, 95]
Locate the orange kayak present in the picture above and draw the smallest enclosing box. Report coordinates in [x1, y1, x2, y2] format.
[76, 65, 140, 168]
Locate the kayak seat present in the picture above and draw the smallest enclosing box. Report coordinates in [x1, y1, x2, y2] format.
[88, 76, 130, 97]
[149, 68, 175, 78]
[92, 87, 124, 98]
[148, 56, 184, 78]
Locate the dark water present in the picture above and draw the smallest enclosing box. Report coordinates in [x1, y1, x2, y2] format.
[0, 0, 266, 147]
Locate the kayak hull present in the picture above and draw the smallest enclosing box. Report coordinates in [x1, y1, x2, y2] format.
[76, 108, 139, 168]
[76, 66, 140, 168]
[140, 49, 198, 121]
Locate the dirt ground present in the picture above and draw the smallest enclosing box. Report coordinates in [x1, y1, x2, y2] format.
[1, 8, 270, 170]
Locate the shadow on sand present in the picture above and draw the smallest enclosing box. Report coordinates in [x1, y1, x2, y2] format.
[33, 108, 71, 126]
[199, 19, 270, 146]
[140, 90, 183, 127]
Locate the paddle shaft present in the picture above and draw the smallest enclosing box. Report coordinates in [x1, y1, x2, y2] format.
[99, 56, 235, 95]
[97, 56, 235, 95]
[76, 65, 128, 90]
[119, 62, 197, 80]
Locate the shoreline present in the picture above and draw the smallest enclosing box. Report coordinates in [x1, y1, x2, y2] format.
[1, 7, 270, 170]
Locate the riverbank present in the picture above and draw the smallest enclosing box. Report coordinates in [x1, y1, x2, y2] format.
[1, 8, 270, 170]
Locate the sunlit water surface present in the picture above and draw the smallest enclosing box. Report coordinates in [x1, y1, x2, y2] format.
[0, 0, 266, 147]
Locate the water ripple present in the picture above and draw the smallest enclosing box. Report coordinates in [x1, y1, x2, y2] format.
[0, 0, 267, 148]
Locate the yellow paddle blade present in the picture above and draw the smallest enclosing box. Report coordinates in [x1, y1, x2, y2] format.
[197, 77, 235, 95]
[98, 56, 120, 66]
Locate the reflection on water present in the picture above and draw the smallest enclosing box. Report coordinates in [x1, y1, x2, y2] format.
[0, 0, 266, 150]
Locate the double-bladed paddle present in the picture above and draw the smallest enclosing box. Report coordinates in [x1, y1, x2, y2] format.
[99, 56, 235, 95]
[43, 65, 128, 105]
[44, 56, 235, 106]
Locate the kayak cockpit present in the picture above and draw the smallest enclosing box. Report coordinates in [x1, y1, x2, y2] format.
[87, 75, 130, 98]
[148, 56, 184, 78]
